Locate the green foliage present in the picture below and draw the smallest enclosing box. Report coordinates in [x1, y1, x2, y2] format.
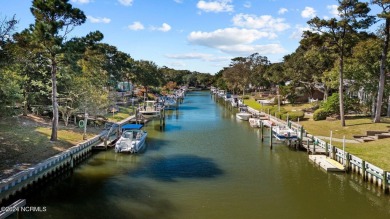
[281, 111, 305, 121]
[321, 92, 360, 114]
[313, 108, 328, 121]
[242, 95, 250, 99]
[0, 69, 22, 116]
[321, 93, 339, 114]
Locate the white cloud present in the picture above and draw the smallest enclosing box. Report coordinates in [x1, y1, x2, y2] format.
[244, 1, 251, 8]
[118, 0, 133, 6]
[151, 23, 172, 32]
[327, 5, 339, 17]
[71, 0, 91, 4]
[197, 0, 234, 13]
[87, 16, 111, 24]
[290, 24, 310, 39]
[187, 28, 286, 55]
[278, 8, 288, 15]
[232, 14, 290, 32]
[188, 28, 276, 48]
[166, 53, 231, 62]
[128, 21, 144, 31]
[217, 44, 286, 54]
[301, 7, 316, 18]
[169, 61, 186, 67]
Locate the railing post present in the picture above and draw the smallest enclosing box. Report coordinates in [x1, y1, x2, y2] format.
[345, 152, 350, 172]
[325, 142, 329, 157]
[270, 127, 273, 149]
[362, 160, 366, 181]
[383, 171, 388, 194]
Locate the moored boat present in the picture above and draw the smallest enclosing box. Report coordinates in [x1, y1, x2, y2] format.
[139, 100, 160, 119]
[272, 125, 297, 140]
[236, 106, 252, 121]
[115, 124, 147, 153]
[249, 118, 261, 127]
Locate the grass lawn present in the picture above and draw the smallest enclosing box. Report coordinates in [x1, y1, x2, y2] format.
[300, 118, 390, 139]
[244, 97, 313, 112]
[0, 115, 102, 179]
[331, 139, 390, 170]
[245, 97, 390, 170]
[106, 106, 135, 122]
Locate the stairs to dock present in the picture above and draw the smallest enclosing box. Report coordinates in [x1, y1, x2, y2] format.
[354, 130, 390, 143]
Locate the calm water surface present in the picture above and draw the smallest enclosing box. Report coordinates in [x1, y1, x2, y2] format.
[24, 91, 390, 219]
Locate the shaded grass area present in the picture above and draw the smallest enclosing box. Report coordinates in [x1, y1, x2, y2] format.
[0, 116, 101, 179]
[106, 106, 136, 122]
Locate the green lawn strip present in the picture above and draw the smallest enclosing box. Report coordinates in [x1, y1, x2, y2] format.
[331, 139, 390, 170]
[106, 106, 135, 122]
[243, 98, 274, 111]
[300, 118, 390, 139]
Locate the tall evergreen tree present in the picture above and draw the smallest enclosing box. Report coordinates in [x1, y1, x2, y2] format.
[30, 0, 86, 141]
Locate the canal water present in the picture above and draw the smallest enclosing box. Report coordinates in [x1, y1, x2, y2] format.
[24, 91, 390, 219]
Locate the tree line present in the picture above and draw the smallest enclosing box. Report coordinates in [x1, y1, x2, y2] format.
[0, 0, 214, 141]
[217, 0, 390, 127]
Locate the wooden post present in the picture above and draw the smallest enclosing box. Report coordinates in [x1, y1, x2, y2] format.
[287, 132, 291, 146]
[261, 121, 264, 142]
[383, 171, 388, 194]
[345, 152, 350, 172]
[331, 145, 336, 160]
[306, 139, 310, 154]
[163, 108, 166, 126]
[325, 142, 329, 157]
[312, 136, 315, 155]
[159, 111, 163, 130]
[270, 127, 273, 149]
[313, 139, 316, 155]
[286, 114, 289, 124]
[362, 160, 366, 181]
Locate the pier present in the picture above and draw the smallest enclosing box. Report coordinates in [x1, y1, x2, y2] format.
[212, 88, 390, 193]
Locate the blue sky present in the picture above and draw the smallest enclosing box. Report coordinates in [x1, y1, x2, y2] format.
[1, 0, 381, 74]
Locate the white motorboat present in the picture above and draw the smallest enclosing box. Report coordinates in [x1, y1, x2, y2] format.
[162, 96, 177, 110]
[262, 120, 274, 128]
[236, 106, 252, 121]
[249, 118, 261, 127]
[272, 125, 297, 140]
[115, 124, 147, 153]
[139, 100, 160, 119]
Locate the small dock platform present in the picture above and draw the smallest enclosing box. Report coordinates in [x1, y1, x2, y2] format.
[93, 135, 118, 150]
[301, 137, 327, 154]
[309, 155, 345, 172]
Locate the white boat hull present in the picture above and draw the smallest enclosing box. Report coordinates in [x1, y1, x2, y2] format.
[249, 118, 261, 127]
[115, 130, 147, 153]
[236, 112, 251, 121]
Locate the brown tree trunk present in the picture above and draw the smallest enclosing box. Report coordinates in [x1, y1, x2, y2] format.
[374, 18, 390, 123]
[339, 54, 345, 127]
[387, 95, 390, 117]
[50, 57, 58, 141]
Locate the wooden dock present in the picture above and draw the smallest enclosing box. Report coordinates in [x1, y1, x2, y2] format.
[309, 155, 345, 172]
[301, 137, 327, 154]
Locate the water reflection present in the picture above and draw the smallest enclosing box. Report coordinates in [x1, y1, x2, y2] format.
[131, 155, 223, 182]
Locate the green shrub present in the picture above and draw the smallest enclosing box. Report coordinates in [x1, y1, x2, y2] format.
[313, 108, 328, 121]
[242, 95, 250, 99]
[269, 107, 286, 117]
[281, 111, 304, 121]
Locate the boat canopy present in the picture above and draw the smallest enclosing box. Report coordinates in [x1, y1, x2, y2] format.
[122, 124, 143, 131]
